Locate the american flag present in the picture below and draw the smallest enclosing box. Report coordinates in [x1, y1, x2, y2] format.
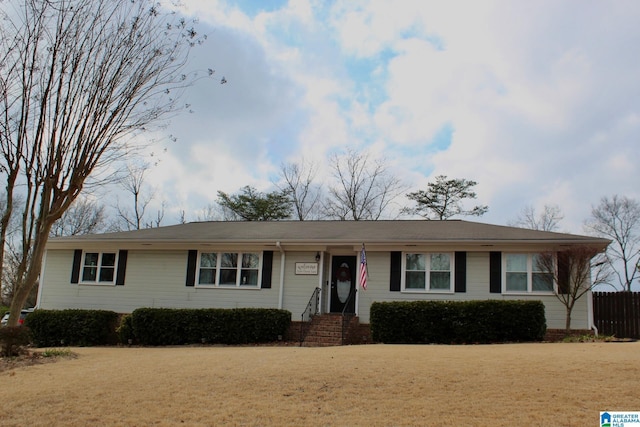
[360, 244, 368, 290]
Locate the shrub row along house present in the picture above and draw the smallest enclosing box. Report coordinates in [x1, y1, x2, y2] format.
[36, 220, 609, 342]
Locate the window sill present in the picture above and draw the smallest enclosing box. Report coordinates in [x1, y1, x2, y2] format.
[78, 282, 116, 287]
[401, 289, 455, 294]
[502, 291, 556, 296]
[195, 285, 261, 290]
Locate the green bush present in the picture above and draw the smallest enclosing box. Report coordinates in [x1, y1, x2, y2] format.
[130, 308, 291, 346]
[0, 326, 32, 357]
[370, 300, 546, 344]
[25, 309, 119, 347]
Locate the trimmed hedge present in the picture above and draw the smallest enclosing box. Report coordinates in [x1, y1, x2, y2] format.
[25, 309, 119, 347]
[129, 308, 291, 346]
[370, 300, 546, 344]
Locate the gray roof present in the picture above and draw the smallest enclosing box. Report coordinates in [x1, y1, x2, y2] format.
[47, 220, 610, 248]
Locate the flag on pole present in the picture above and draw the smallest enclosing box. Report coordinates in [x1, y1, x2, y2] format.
[359, 244, 368, 290]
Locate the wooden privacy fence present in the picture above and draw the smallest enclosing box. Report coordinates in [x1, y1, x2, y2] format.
[593, 292, 640, 338]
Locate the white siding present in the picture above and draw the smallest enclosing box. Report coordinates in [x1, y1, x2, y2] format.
[39, 249, 590, 330]
[39, 249, 279, 314]
[356, 252, 390, 323]
[281, 252, 323, 319]
[355, 251, 590, 330]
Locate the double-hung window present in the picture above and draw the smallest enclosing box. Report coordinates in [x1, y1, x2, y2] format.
[403, 252, 453, 292]
[197, 252, 261, 287]
[81, 252, 117, 284]
[504, 253, 554, 293]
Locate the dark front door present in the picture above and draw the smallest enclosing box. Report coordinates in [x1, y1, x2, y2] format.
[330, 255, 356, 314]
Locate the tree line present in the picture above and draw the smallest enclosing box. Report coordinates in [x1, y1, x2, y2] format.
[214, 153, 488, 222]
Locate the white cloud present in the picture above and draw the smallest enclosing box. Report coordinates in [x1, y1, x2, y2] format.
[97, 0, 640, 233]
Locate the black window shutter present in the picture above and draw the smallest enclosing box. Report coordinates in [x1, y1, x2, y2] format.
[186, 250, 197, 287]
[115, 250, 128, 286]
[71, 249, 82, 284]
[557, 252, 570, 294]
[454, 252, 467, 293]
[390, 251, 401, 292]
[489, 251, 502, 293]
[261, 251, 274, 289]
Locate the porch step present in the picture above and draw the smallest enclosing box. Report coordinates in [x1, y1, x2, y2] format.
[301, 314, 359, 347]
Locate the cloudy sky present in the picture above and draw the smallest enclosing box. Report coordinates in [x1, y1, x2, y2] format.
[124, 0, 640, 233]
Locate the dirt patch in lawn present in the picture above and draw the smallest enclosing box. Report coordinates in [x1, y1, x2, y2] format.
[1, 342, 638, 426]
[0, 350, 76, 373]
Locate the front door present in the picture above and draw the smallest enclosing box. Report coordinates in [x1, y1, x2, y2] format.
[330, 255, 356, 314]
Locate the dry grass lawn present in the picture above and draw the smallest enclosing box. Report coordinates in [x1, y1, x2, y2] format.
[1, 342, 639, 426]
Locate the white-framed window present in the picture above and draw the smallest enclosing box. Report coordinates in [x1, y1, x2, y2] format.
[503, 253, 554, 293]
[402, 252, 453, 292]
[81, 252, 117, 284]
[197, 252, 261, 288]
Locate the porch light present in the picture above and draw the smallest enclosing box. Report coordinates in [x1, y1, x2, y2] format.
[315, 252, 321, 262]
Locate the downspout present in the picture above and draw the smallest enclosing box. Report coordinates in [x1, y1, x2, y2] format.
[317, 251, 324, 314]
[587, 289, 598, 336]
[276, 241, 286, 309]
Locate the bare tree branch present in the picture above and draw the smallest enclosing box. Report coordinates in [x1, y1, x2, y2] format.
[537, 246, 611, 334]
[584, 195, 640, 291]
[324, 149, 405, 220]
[50, 196, 106, 237]
[110, 162, 155, 231]
[509, 204, 564, 231]
[195, 204, 225, 222]
[276, 159, 322, 220]
[0, 0, 210, 325]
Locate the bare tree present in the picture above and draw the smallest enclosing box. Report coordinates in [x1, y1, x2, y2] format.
[178, 210, 187, 224]
[111, 163, 164, 231]
[0, 0, 213, 326]
[195, 204, 225, 222]
[1, 196, 106, 305]
[0, 193, 27, 306]
[1, 242, 38, 308]
[536, 246, 611, 334]
[585, 195, 640, 291]
[50, 196, 106, 237]
[324, 149, 405, 220]
[276, 159, 322, 220]
[509, 204, 564, 231]
[145, 201, 166, 229]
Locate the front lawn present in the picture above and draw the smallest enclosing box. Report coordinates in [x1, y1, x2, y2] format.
[1, 342, 638, 426]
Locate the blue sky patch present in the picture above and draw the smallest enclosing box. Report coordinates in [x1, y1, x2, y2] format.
[229, 0, 288, 17]
[373, 122, 454, 178]
[431, 122, 453, 151]
[344, 48, 395, 112]
[261, 109, 309, 166]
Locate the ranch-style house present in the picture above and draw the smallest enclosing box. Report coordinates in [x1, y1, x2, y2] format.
[36, 220, 610, 341]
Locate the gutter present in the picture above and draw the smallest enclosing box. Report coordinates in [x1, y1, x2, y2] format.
[276, 241, 285, 309]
